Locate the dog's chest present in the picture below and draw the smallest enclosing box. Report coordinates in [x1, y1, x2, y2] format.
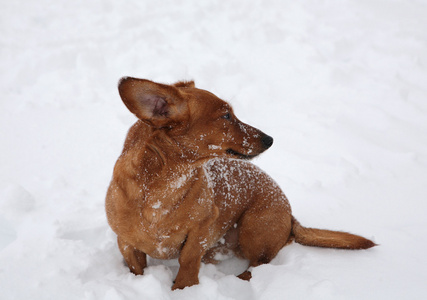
[135, 167, 215, 252]
[202, 158, 257, 205]
[141, 167, 207, 220]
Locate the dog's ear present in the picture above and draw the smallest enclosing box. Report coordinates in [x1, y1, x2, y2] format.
[118, 77, 188, 128]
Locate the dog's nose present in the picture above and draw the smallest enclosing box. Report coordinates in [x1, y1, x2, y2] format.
[261, 135, 274, 149]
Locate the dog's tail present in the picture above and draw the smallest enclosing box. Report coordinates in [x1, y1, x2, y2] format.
[291, 216, 376, 250]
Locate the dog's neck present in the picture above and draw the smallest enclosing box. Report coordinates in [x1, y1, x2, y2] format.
[124, 121, 203, 177]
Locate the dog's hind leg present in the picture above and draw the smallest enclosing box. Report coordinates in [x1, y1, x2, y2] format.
[236, 205, 292, 280]
[118, 236, 147, 275]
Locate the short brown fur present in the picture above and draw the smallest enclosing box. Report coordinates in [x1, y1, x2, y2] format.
[106, 77, 375, 290]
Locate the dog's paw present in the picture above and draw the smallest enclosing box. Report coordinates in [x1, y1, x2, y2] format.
[172, 278, 199, 290]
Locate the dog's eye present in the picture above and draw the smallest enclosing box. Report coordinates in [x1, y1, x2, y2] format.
[222, 112, 231, 120]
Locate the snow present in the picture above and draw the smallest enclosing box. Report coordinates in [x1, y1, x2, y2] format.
[1, 0, 427, 299]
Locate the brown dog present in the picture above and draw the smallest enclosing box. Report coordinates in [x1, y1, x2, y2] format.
[105, 77, 375, 290]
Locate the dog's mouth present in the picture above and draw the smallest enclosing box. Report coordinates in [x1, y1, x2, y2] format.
[226, 149, 258, 160]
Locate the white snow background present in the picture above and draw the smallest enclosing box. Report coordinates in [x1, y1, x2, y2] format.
[1, 0, 427, 299]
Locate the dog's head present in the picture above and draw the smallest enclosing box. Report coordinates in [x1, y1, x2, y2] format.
[118, 77, 273, 160]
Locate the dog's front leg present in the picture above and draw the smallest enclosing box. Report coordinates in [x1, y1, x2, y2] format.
[172, 207, 219, 290]
[118, 236, 147, 275]
[172, 230, 210, 289]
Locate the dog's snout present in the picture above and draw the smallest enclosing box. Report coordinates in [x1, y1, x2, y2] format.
[261, 135, 274, 149]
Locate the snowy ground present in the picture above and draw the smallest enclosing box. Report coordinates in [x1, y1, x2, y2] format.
[1, 0, 427, 299]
